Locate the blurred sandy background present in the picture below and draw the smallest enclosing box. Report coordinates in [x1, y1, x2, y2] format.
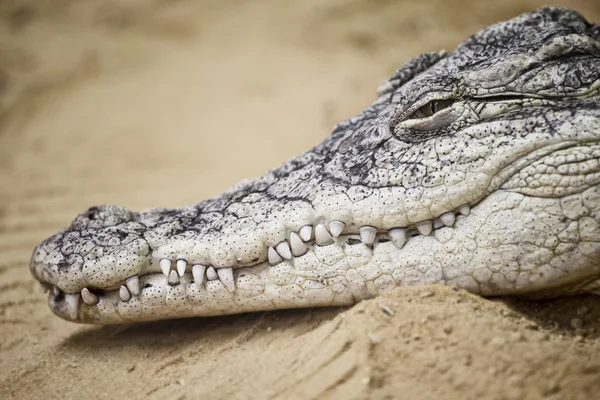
[1, 1, 600, 399]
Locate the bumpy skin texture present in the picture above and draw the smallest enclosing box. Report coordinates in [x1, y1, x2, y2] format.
[30, 7, 600, 324]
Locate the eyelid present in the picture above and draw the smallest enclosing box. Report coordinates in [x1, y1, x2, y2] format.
[395, 93, 455, 123]
[396, 106, 459, 131]
[408, 99, 455, 120]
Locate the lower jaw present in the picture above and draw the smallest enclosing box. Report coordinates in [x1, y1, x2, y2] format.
[50, 185, 600, 324]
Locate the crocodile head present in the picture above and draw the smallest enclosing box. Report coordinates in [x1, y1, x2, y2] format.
[31, 7, 600, 324]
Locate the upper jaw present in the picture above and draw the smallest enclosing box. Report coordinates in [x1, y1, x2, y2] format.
[30, 133, 600, 297]
[30, 134, 600, 304]
[31, 197, 474, 290]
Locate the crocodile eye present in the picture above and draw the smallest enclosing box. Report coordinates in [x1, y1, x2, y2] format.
[409, 99, 454, 119]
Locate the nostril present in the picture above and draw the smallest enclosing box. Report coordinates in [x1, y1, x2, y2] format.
[85, 206, 100, 221]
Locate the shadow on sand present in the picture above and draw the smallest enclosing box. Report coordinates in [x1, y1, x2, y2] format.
[60, 306, 345, 352]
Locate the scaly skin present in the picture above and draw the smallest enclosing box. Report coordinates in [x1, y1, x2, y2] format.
[30, 7, 600, 324]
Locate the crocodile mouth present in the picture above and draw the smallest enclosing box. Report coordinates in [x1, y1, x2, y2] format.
[35, 139, 600, 323]
[41, 202, 473, 323]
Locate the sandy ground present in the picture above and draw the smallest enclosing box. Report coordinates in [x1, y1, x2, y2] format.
[2, 1, 600, 399]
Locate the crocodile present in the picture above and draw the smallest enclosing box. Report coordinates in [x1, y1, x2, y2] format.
[30, 7, 600, 324]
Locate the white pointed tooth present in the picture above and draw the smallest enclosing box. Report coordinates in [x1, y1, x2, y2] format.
[433, 219, 444, 230]
[168, 270, 179, 285]
[52, 286, 61, 296]
[315, 224, 334, 246]
[439, 211, 456, 227]
[64, 294, 80, 320]
[126, 276, 140, 296]
[206, 266, 218, 281]
[299, 225, 313, 242]
[329, 221, 345, 237]
[176, 259, 187, 277]
[192, 264, 206, 284]
[217, 268, 235, 292]
[159, 258, 171, 276]
[289, 232, 308, 257]
[415, 220, 433, 236]
[389, 228, 407, 249]
[276, 241, 292, 260]
[268, 246, 283, 265]
[458, 204, 471, 216]
[119, 285, 131, 302]
[81, 288, 99, 306]
[360, 226, 377, 244]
